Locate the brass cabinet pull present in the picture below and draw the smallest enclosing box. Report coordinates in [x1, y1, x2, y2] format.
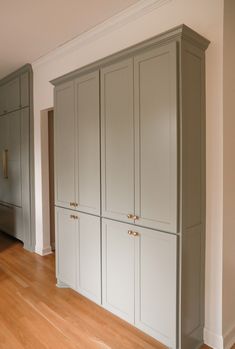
[128, 230, 139, 237]
[70, 215, 75, 219]
[2, 149, 8, 179]
[127, 214, 134, 219]
[70, 214, 78, 220]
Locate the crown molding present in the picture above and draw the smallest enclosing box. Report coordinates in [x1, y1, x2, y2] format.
[32, 0, 172, 68]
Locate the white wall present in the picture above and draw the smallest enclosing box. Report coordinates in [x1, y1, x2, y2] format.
[223, 1, 235, 348]
[32, 0, 224, 346]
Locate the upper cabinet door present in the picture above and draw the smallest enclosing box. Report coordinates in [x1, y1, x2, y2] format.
[0, 85, 6, 115]
[74, 71, 100, 215]
[101, 59, 135, 224]
[54, 81, 76, 209]
[20, 72, 29, 108]
[134, 43, 178, 233]
[5, 77, 20, 113]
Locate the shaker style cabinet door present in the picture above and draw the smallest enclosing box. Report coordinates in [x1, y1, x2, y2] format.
[134, 43, 178, 233]
[55, 207, 77, 289]
[101, 59, 135, 224]
[76, 212, 101, 304]
[102, 219, 135, 323]
[54, 81, 76, 209]
[20, 72, 29, 108]
[7, 111, 22, 207]
[74, 71, 100, 215]
[134, 226, 177, 348]
[5, 77, 20, 113]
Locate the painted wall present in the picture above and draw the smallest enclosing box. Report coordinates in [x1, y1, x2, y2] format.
[32, 0, 224, 346]
[223, 1, 235, 348]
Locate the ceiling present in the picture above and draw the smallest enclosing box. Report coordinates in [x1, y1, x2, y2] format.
[0, 0, 139, 79]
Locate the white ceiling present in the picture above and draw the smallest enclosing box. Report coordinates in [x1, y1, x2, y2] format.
[0, 0, 139, 79]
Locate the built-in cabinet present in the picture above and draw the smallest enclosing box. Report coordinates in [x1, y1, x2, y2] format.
[52, 25, 209, 349]
[0, 65, 34, 250]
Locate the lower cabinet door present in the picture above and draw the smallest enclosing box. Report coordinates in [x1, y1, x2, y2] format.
[135, 226, 177, 349]
[102, 219, 135, 323]
[76, 212, 101, 304]
[55, 207, 77, 289]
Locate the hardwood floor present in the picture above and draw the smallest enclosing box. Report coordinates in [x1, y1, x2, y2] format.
[0, 232, 211, 349]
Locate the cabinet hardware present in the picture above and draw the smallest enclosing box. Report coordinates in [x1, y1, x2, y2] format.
[2, 149, 8, 179]
[133, 215, 139, 220]
[132, 231, 139, 237]
[70, 214, 78, 219]
[75, 203, 78, 207]
[128, 230, 139, 237]
[70, 202, 76, 207]
[127, 214, 134, 219]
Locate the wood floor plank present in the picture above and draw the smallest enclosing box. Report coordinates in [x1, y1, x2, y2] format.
[0, 232, 213, 349]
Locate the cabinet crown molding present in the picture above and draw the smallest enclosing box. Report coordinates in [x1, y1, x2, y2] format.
[50, 24, 209, 87]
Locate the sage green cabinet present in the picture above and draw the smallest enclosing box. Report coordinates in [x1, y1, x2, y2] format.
[55, 71, 100, 214]
[5, 77, 20, 113]
[101, 44, 177, 232]
[52, 25, 209, 349]
[56, 207, 101, 304]
[55, 207, 77, 289]
[0, 111, 22, 207]
[102, 218, 135, 323]
[20, 72, 29, 108]
[75, 71, 100, 215]
[102, 218, 177, 348]
[76, 212, 101, 304]
[54, 81, 76, 209]
[134, 43, 177, 232]
[101, 59, 135, 224]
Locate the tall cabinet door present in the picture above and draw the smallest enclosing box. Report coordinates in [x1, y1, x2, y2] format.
[54, 81, 76, 209]
[7, 111, 22, 207]
[76, 212, 101, 304]
[101, 59, 135, 224]
[75, 71, 100, 215]
[134, 43, 178, 233]
[0, 116, 8, 203]
[55, 207, 77, 289]
[102, 219, 135, 323]
[134, 226, 177, 348]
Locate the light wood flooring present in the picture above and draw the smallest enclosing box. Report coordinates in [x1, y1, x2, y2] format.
[0, 231, 211, 349]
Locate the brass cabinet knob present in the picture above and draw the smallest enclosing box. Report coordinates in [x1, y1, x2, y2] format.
[127, 214, 134, 219]
[128, 230, 133, 236]
[133, 215, 139, 220]
[70, 202, 75, 207]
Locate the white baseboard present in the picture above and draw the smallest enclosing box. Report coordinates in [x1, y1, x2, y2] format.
[35, 245, 52, 256]
[204, 327, 224, 349]
[224, 324, 235, 349]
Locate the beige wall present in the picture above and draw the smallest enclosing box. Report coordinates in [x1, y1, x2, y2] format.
[32, 0, 224, 346]
[223, 0, 235, 347]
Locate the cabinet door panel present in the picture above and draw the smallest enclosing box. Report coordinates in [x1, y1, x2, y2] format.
[76, 213, 101, 304]
[0, 116, 8, 203]
[75, 71, 100, 215]
[55, 207, 77, 289]
[0, 85, 6, 115]
[20, 72, 29, 108]
[135, 227, 177, 348]
[8, 111, 22, 207]
[134, 43, 177, 232]
[101, 59, 135, 224]
[54, 81, 76, 209]
[102, 219, 135, 323]
[5, 78, 20, 112]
